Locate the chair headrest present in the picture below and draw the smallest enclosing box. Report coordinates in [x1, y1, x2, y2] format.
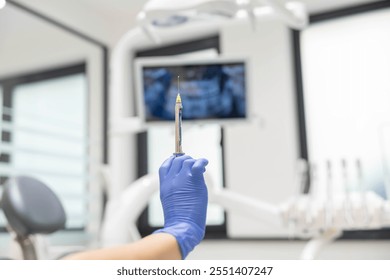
[1, 176, 66, 237]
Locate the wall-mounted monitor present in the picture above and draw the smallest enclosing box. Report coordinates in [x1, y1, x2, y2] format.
[135, 56, 248, 124]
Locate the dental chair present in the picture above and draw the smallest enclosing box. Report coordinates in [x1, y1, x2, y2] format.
[0, 176, 66, 260]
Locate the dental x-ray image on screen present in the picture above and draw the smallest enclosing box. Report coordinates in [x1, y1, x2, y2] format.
[141, 61, 246, 122]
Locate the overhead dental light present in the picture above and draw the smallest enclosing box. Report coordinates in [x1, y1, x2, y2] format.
[0, 0, 7, 10]
[137, 0, 308, 43]
[152, 15, 188, 27]
[137, 0, 238, 26]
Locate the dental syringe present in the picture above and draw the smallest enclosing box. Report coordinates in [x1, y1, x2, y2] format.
[174, 76, 184, 157]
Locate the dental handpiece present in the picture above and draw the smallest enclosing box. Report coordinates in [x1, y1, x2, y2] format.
[174, 76, 184, 157]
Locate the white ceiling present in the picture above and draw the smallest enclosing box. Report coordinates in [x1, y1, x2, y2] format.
[0, 0, 384, 47]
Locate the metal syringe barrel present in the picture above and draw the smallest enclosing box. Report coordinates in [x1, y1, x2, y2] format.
[174, 93, 184, 156]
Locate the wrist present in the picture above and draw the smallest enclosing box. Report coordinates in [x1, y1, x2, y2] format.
[153, 222, 205, 259]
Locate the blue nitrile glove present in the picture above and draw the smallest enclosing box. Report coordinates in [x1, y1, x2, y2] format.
[154, 155, 209, 259]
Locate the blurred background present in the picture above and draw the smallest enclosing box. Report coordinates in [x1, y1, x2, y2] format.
[1, 0, 390, 259]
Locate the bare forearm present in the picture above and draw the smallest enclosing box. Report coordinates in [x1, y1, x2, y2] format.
[63, 233, 181, 260]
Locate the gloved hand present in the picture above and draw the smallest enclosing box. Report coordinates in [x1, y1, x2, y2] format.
[154, 155, 208, 259]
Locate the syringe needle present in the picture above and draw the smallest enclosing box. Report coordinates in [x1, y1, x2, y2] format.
[174, 76, 184, 156]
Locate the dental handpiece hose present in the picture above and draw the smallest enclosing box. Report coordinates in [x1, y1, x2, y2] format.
[174, 76, 184, 157]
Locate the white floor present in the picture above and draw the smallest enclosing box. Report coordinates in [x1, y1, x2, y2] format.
[188, 240, 390, 260]
[2, 234, 390, 260]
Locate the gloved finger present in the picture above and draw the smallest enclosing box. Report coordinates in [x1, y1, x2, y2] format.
[159, 156, 175, 178]
[181, 159, 196, 174]
[168, 155, 192, 177]
[191, 158, 209, 176]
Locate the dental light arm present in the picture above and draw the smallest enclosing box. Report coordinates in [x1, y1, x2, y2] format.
[100, 174, 159, 247]
[262, 0, 308, 29]
[209, 187, 283, 228]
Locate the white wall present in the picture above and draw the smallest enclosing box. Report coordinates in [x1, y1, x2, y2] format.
[220, 19, 299, 237]
[0, 5, 100, 77]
